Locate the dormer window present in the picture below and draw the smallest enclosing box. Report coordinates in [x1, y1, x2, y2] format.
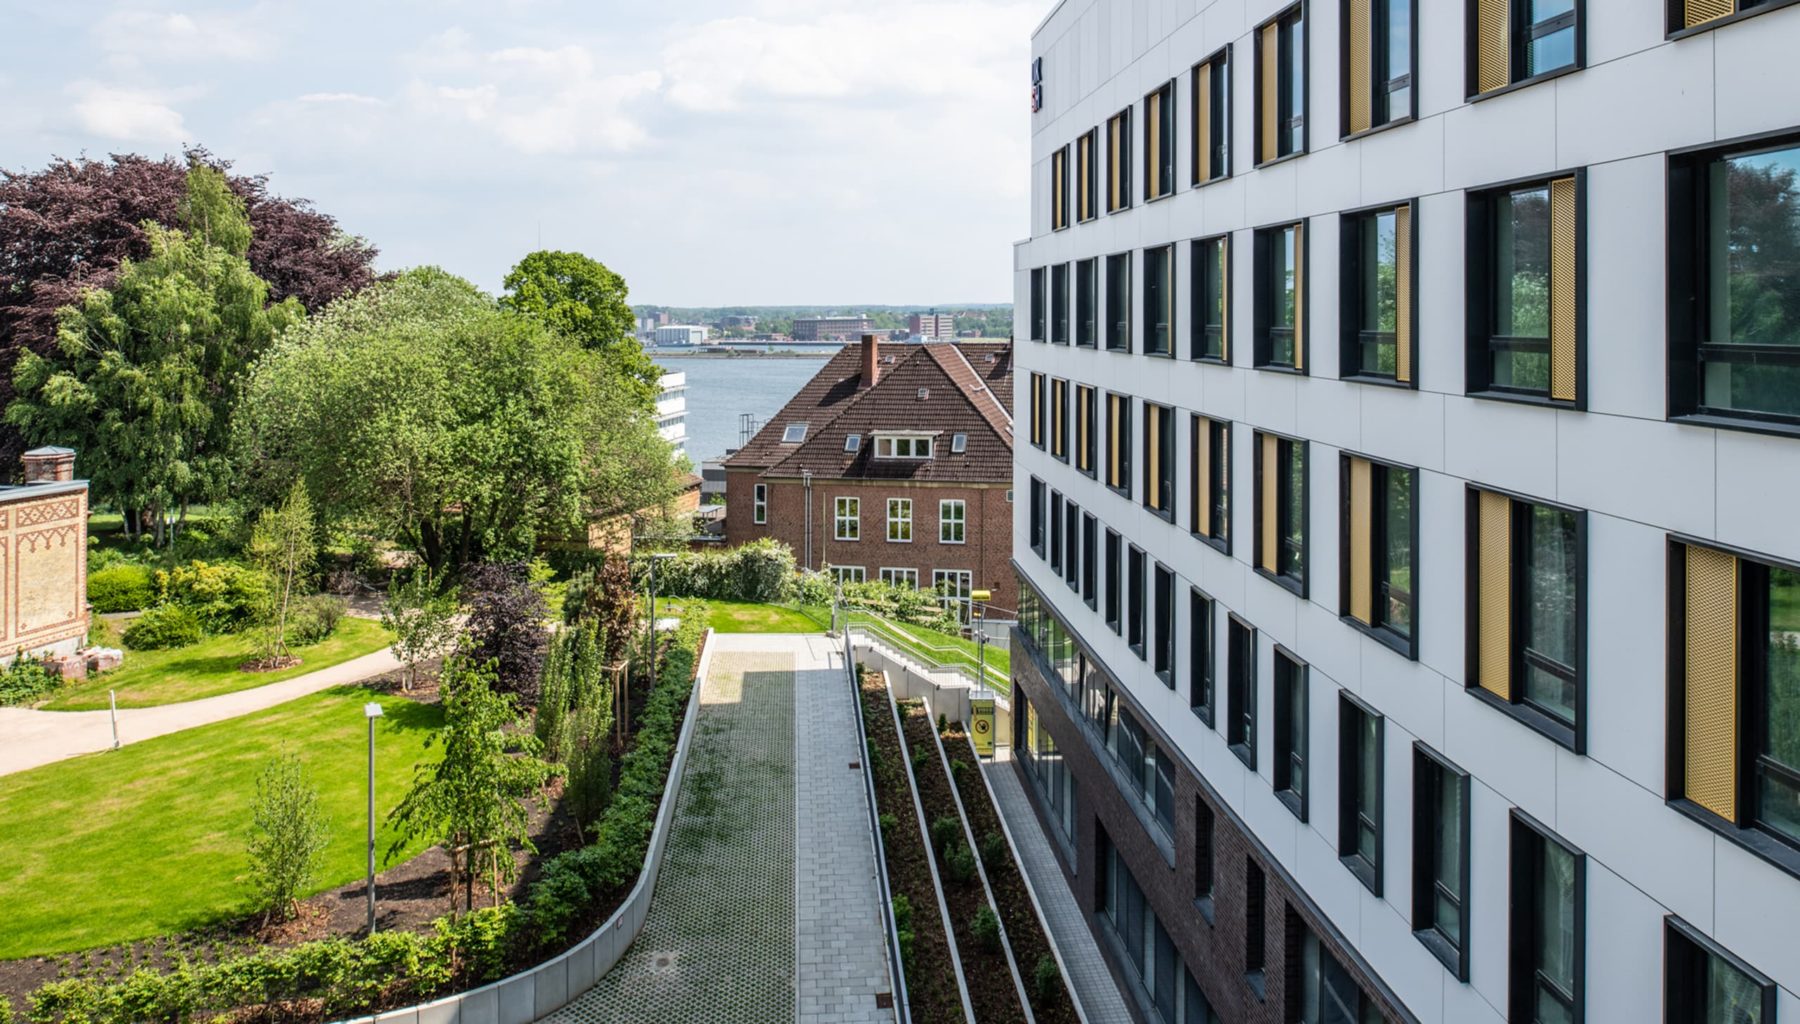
[875, 434, 935, 460]
[951, 433, 968, 453]
[918, 388, 931, 400]
[782, 422, 809, 443]
[844, 434, 861, 453]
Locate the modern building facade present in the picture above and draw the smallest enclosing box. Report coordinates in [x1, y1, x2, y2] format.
[792, 315, 874, 341]
[1012, 2, 1800, 1023]
[910, 311, 959, 339]
[655, 370, 688, 458]
[651, 324, 709, 347]
[724, 334, 1017, 615]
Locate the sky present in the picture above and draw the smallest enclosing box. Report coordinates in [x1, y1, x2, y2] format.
[0, 0, 1040, 306]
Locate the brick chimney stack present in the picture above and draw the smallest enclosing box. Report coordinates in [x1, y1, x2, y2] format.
[860, 333, 880, 389]
[21, 446, 75, 484]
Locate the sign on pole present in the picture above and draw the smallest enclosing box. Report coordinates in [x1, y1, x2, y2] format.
[970, 692, 996, 757]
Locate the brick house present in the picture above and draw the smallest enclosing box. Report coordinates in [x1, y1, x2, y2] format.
[724, 335, 1016, 616]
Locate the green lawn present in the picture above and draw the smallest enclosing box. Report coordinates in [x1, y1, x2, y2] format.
[795, 604, 1011, 692]
[658, 598, 822, 634]
[45, 617, 394, 710]
[0, 686, 444, 958]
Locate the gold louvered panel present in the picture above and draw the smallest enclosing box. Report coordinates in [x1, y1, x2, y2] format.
[1549, 177, 1578, 402]
[1148, 406, 1163, 510]
[1197, 68, 1213, 184]
[1221, 235, 1231, 360]
[1477, 490, 1513, 700]
[1196, 419, 1213, 537]
[1687, 0, 1736, 28]
[1349, 0, 1372, 134]
[1077, 390, 1090, 471]
[1053, 151, 1065, 230]
[1685, 545, 1739, 822]
[1051, 382, 1064, 458]
[1149, 91, 1162, 198]
[1261, 25, 1278, 163]
[1294, 223, 1306, 372]
[1477, 0, 1511, 94]
[1110, 117, 1122, 212]
[1110, 396, 1123, 488]
[1260, 435, 1278, 573]
[1395, 204, 1413, 384]
[1078, 136, 1090, 221]
[1349, 458, 1373, 624]
[1030, 376, 1042, 446]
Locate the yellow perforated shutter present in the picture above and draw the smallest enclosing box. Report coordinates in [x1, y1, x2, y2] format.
[1348, 0, 1372, 134]
[1477, 0, 1511, 94]
[1685, 545, 1740, 821]
[1395, 204, 1413, 384]
[1147, 406, 1162, 510]
[1260, 24, 1278, 163]
[1549, 176, 1578, 402]
[1196, 64, 1212, 184]
[1078, 135, 1091, 220]
[1687, 0, 1736, 28]
[1053, 149, 1066, 230]
[1195, 419, 1213, 537]
[1476, 490, 1513, 699]
[1260, 435, 1279, 573]
[1148, 90, 1162, 197]
[1030, 375, 1043, 447]
[1348, 458, 1373, 624]
[1077, 389, 1090, 472]
[1051, 381, 1065, 458]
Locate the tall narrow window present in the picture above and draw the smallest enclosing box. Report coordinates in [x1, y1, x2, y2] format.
[1342, 202, 1415, 383]
[1255, 222, 1307, 371]
[1051, 263, 1070, 346]
[1077, 127, 1099, 222]
[1107, 108, 1133, 213]
[1470, 0, 1584, 96]
[1191, 234, 1231, 362]
[1076, 384, 1098, 476]
[1344, 0, 1414, 134]
[1082, 513, 1098, 609]
[1255, 5, 1307, 164]
[1030, 267, 1046, 342]
[1192, 48, 1231, 185]
[1413, 744, 1471, 979]
[1106, 252, 1132, 351]
[1050, 492, 1064, 574]
[1510, 812, 1585, 1024]
[1293, 919, 1381, 1023]
[1338, 694, 1383, 894]
[1468, 173, 1583, 403]
[1128, 545, 1147, 659]
[938, 499, 965, 544]
[1030, 477, 1046, 557]
[1669, 0, 1786, 33]
[1143, 402, 1174, 518]
[835, 496, 860, 541]
[1244, 860, 1267, 988]
[1076, 257, 1099, 348]
[1190, 415, 1231, 551]
[752, 483, 768, 525]
[1028, 372, 1045, 449]
[1341, 454, 1417, 657]
[1273, 649, 1309, 820]
[1228, 615, 1257, 768]
[1051, 378, 1069, 462]
[1190, 590, 1215, 724]
[1144, 244, 1174, 356]
[1144, 80, 1174, 200]
[1154, 563, 1176, 685]
[1064, 500, 1080, 590]
[1051, 144, 1070, 231]
[1107, 393, 1133, 494]
[1255, 432, 1308, 595]
[1670, 132, 1800, 429]
[1467, 488, 1585, 748]
[1105, 528, 1123, 635]
[1195, 795, 1216, 910]
[887, 498, 913, 543]
[1664, 917, 1777, 1024]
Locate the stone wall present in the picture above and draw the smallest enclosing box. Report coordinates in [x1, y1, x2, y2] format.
[0, 484, 88, 660]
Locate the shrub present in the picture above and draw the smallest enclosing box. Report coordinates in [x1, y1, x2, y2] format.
[943, 841, 977, 884]
[910, 745, 929, 773]
[1033, 954, 1062, 1003]
[634, 538, 795, 603]
[155, 561, 272, 632]
[949, 758, 968, 785]
[936, 712, 948, 733]
[462, 561, 550, 704]
[970, 905, 1001, 952]
[978, 831, 1008, 873]
[930, 815, 960, 856]
[87, 564, 155, 613]
[877, 812, 898, 853]
[123, 604, 202, 651]
[0, 656, 61, 707]
[286, 594, 346, 646]
[245, 752, 330, 922]
[891, 893, 916, 979]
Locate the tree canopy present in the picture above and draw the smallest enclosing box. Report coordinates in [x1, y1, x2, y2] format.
[501, 250, 659, 406]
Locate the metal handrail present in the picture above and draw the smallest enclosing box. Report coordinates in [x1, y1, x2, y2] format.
[845, 630, 912, 1024]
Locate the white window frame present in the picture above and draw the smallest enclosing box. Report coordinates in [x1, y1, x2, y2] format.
[880, 567, 920, 588]
[951, 433, 968, 453]
[835, 496, 860, 541]
[939, 499, 967, 544]
[934, 569, 974, 624]
[782, 422, 808, 443]
[887, 498, 914, 542]
[831, 565, 866, 583]
[875, 435, 936, 460]
[753, 483, 767, 524]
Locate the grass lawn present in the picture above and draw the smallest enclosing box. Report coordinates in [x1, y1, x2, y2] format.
[45, 618, 394, 710]
[795, 604, 1011, 692]
[657, 598, 822, 634]
[0, 686, 444, 959]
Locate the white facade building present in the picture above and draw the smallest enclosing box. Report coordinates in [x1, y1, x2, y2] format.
[1012, 2, 1800, 1023]
[656, 370, 687, 457]
[652, 325, 709, 347]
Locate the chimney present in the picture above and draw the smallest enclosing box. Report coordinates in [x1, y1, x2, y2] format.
[860, 333, 880, 389]
[22, 446, 75, 484]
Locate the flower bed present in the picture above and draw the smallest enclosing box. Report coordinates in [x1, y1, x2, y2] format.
[897, 698, 1029, 1024]
[858, 673, 965, 1023]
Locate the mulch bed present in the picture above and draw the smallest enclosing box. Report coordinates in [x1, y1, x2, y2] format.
[897, 698, 1028, 1024]
[858, 673, 964, 1024]
[943, 726, 1079, 1023]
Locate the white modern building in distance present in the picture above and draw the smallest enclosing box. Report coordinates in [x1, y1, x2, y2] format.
[652, 325, 709, 347]
[655, 370, 688, 457]
[1011, 1, 1800, 1023]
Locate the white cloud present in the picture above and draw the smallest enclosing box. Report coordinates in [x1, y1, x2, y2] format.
[296, 92, 383, 106]
[93, 9, 269, 64]
[67, 82, 187, 144]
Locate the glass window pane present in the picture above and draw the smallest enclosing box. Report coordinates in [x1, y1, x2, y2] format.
[1706, 951, 1767, 1024]
[1286, 15, 1306, 154]
[1493, 187, 1552, 390]
[1538, 840, 1577, 992]
[1705, 145, 1800, 418]
[1360, 211, 1399, 376]
[1523, 505, 1578, 721]
[1283, 442, 1306, 579]
[1386, 0, 1412, 113]
[1526, 0, 1576, 76]
[1767, 566, 1800, 768]
[1382, 467, 1412, 636]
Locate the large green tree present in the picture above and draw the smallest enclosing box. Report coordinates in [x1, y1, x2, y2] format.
[501, 250, 659, 405]
[7, 164, 301, 541]
[236, 267, 679, 575]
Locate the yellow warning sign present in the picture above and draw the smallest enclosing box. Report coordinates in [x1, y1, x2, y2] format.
[970, 694, 995, 757]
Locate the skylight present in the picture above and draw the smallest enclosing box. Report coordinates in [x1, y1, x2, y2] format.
[844, 434, 861, 453]
[782, 422, 808, 443]
[950, 433, 967, 453]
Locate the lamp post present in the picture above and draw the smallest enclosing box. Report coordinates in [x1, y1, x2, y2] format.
[646, 553, 679, 687]
[363, 701, 384, 936]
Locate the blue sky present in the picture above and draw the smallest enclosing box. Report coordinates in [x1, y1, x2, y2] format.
[0, 0, 1038, 306]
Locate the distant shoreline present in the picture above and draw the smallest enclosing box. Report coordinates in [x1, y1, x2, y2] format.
[651, 349, 834, 359]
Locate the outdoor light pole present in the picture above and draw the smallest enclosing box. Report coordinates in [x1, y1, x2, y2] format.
[363, 701, 384, 936]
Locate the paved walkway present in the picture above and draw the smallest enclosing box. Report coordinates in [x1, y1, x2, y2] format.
[0, 646, 400, 777]
[986, 747, 1135, 1024]
[546, 634, 893, 1024]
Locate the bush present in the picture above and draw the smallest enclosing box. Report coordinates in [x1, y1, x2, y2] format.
[286, 594, 346, 646]
[123, 604, 202, 651]
[87, 564, 155, 613]
[0, 656, 61, 707]
[877, 812, 898, 853]
[943, 841, 977, 884]
[936, 712, 948, 733]
[970, 905, 1001, 952]
[930, 815, 960, 856]
[978, 831, 1008, 873]
[634, 538, 795, 603]
[911, 745, 929, 773]
[1033, 954, 1061, 1003]
[949, 758, 968, 785]
[155, 561, 272, 633]
[245, 753, 330, 921]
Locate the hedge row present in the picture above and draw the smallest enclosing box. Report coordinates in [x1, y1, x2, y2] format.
[634, 539, 792, 604]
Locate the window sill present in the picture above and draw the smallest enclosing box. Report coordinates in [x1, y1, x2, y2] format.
[1667, 798, 1800, 883]
[939, 539, 966, 546]
[1467, 387, 1581, 412]
[1085, 593, 1098, 611]
[1341, 115, 1415, 144]
[1341, 615, 1417, 661]
[1341, 371, 1415, 391]
[1253, 362, 1309, 377]
[1193, 703, 1215, 729]
[1275, 788, 1307, 822]
[1155, 668, 1174, 689]
[1076, 340, 1097, 349]
[1104, 345, 1132, 355]
[1145, 505, 1174, 524]
[1145, 348, 1176, 360]
[1254, 150, 1307, 170]
[1467, 63, 1582, 104]
[1414, 927, 1468, 983]
[1190, 173, 1233, 191]
[1465, 685, 1582, 753]
[1195, 895, 1216, 926]
[1190, 353, 1231, 367]
[1051, 338, 1070, 346]
[1144, 188, 1175, 204]
[1192, 531, 1231, 558]
[1107, 484, 1132, 501]
[1106, 204, 1134, 216]
[1230, 741, 1256, 771]
[1670, 411, 1800, 442]
[1341, 853, 1381, 896]
[835, 536, 860, 544]
[1245, 969, 1267, 1001]
[1254, 566, 1308, 600]
[1079, 467, 1098, 481]
[1129, 642, 1147, 662]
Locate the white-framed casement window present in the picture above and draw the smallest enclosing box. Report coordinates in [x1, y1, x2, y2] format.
[753, 483, 768, 524]
[940, 499, 967, 544]
[880, 567, 920, 588]
[831, 566, 866, 584]
[934, 569, 974, 624]
[834, 497, 860, 541]
[887, 498, 914, 542]
[876, 434, 936, 460]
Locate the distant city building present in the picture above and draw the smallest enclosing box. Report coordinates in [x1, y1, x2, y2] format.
[655, 371, 687, 457]
[908, 312, 957, 339]
[791, 315, 872, 341]
[721, 315, 758, 330]
[652, 325, 709, 347]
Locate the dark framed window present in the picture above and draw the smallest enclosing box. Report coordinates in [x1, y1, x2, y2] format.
[1077, 127, 1099, 222]
[1244, 860, 1267, 994]
[1190, 588, 1215, 725]
[1050, 377, 1070, 462]
[1107, 392, 1133, 494]
[1191, 233, 1232, 362]
[1064, 500, 1081, 590]
[1144, 80, 1175, 200]
[1076, 383, 1098, 476]
[1291, 916, 1381, 1024]
[1341, 454, 1417, 658]
[1128, 544, 1147, 659]
[1669, 130, 1800, 433]
[1192, 47, 1231, 185]
[1191, 415, 1231, 553]
[1143, 401, 1175, 518]
[1082, 513, 1098, 609]
[1669, 0, 1799, 36]
[1254, 5, 1308, 164]
[1338, 693, 1383, 894]
[1105, 528, 1123, 635]
[1029, 477, 1047, 557]
[1030, 267, 1046, 342]
[1469, 0, 1584, 97]
[1051, 144, 1070, 231]
[1664, 916, 1777, 1024]
[1340, 202, 1417, 384]
[1049, 491, 1064, 575]
[1029, 371, 1045, 449]
[1255, 432, 1308, 595]
[1509, 811, 1585, 1024]
[1107, 108, 1133, 213]
[1228, 615, 1257, 768]
[1194, 795, 1216, 919]
[1076, 257, 1099, 348]
[1153, 562, 1176, 685]
[1343, 0, 1414, 135]
[1467, 487, 1587, 750]
[1254, 221, 1308, 371]
[1051, 262, 1070, 345]
[1466, 172, 1584, 405]
[1668, 540, 1800, 875]
[1106, 251, 1132, 352]
[1413, 744, 1471, 979]
[1145, 244, 1174, 356]
[1273, 648, 1309, 820]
